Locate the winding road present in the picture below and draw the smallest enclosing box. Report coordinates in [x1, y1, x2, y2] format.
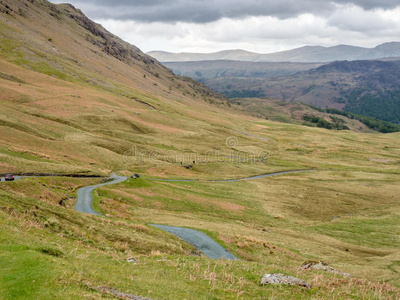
[72, 173, 238, 259]
[150, 224, 238, 260]
[0, 176, 24, 182]
[151, 169, 313, 182]
[75, 174, 127, 215]
[2, 169, 312, 259]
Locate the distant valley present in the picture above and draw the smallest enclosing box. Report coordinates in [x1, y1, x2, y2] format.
[154, 48, 400, 126]
[203, 60, 400, 125]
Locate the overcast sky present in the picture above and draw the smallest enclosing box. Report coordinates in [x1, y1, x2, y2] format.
[49, 0, 400, 54]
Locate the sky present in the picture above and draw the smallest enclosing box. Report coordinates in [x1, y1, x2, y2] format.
[49, 0, 400, 54]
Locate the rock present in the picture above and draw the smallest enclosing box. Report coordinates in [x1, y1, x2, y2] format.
[300, 260, 351, 277]
[100, 178, 112, 183]
[126, 257, 137, 264]
[260, 273, 311, 289]
[131, 173, 140, 179]
[262, 228, 270, 233]
[189, 250, 202, 257]
[59, 198, 67, 206]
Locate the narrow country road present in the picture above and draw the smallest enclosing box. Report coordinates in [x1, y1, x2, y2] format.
[150, 224, 238, 260]
[2, 169, 313, 259]
[151, 169, 313, 182]
[75, 174, 127, 215]
[0, 176, 24, 182]
[72, 173, 238, 259]
[148, 169, 314, 259]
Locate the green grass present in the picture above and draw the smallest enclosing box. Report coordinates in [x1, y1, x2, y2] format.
[1, 204, 398, 300]
[12, 58, 69, 80]
[0, 244, 59, 299]
[1, 164, 400, 299]
[312, 214, 400, 248]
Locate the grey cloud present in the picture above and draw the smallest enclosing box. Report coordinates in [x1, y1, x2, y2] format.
[334, 0, 400, 10]
[54, 0, 400, 23]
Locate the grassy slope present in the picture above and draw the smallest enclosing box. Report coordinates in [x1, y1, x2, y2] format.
[0, 0, 399, 299]
[0, 0, 230, 175]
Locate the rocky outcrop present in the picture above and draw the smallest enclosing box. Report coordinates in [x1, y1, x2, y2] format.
[64, 5, 165, 69]
[260, 273, 311, 289]
[300, 260, 351, 277]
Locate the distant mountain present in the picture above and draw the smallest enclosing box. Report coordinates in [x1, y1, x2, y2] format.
[164, 60, 323, 79]
[202, 60, 400, 124]
[148, 42, 400, 63]
[147, 49, 259, 63]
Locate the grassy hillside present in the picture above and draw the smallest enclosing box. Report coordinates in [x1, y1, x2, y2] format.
[0, 0, 228, 175]
[228, 98, 375, 132]
[229, 98, 400, 133]
[0, 1, 400, 299]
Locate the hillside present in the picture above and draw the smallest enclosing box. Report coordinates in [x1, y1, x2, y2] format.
[1, 1, 400, 300]
[229, 98, 375, 132]
[202, 60, 400, 125]
[0, 0, 227, 175]
[148, 42, 400, 63]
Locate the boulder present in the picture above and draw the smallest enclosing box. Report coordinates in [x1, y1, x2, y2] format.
[131, 173, 140, 179]
[260, 273, 311, 289]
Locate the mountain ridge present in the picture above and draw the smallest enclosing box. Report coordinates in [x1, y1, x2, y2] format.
[148, 42, 400, 63]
